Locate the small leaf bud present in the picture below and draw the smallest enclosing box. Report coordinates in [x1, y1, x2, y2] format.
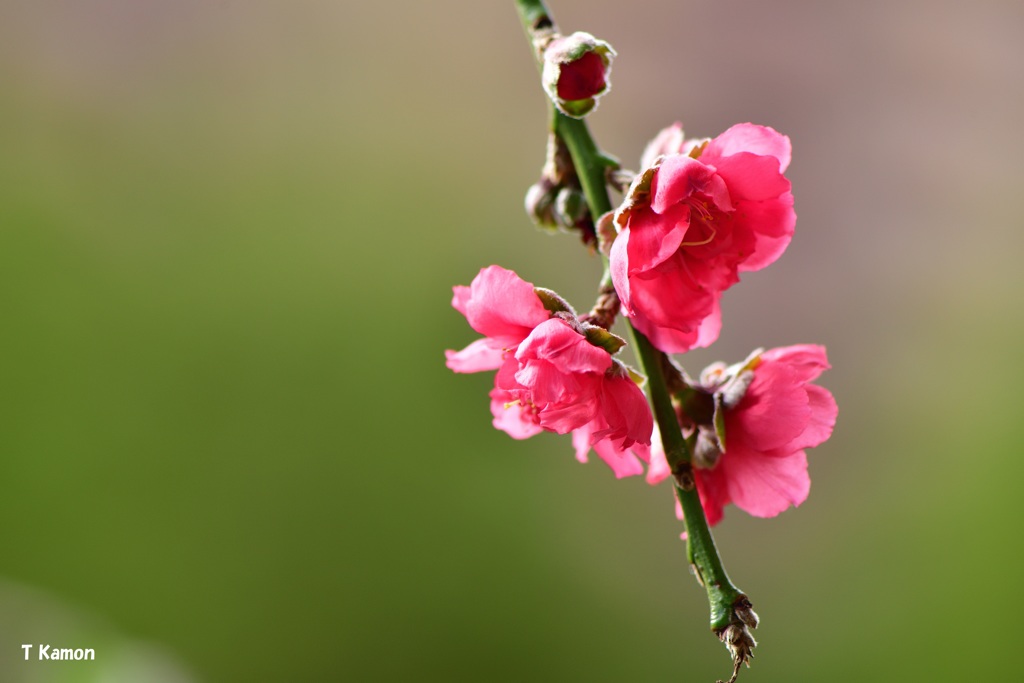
[533, 287, 576, 316]
[582, 324, 626, 355]
[525, 180, 560, 230]
[553, 186, 588, 228]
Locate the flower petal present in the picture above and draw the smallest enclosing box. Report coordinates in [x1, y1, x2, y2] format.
[624, 205, 691, 274]
[640, 122, 686, 169]
[460, 266, 550, 340]
[516, 319, 611, 374]
[703, 123, 792, 173]
[591, 437, 647, 479]
[489, 387, 543, 440]
[445, 338, 510, 373]
[650, 156, 726, 214]
[711, 153, 791, 203]
[728, 361, 811, 451]
[723, 448, 810, 518]
[760, 344, 831, 382]
[734, 193, 796, 272]
[765, 384, 837, 455]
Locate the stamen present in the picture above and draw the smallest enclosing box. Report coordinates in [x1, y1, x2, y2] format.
[681, 225, 717, 247]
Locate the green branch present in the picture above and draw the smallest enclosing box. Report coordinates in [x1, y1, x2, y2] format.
[514, 1, 756, 678]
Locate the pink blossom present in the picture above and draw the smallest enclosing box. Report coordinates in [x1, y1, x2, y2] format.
[648, 345, 837, 525]
[493, 319, 652, 465]
[447, 267, 653, 477]
[610, 123, 796, 353]
[445, 265, 552, 374]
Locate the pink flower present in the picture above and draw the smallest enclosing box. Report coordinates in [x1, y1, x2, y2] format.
[648, 345, 837, 525]
[447, 266, 653, 478]
[610, 123, 796, 353]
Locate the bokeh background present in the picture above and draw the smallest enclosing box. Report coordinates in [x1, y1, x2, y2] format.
[2, 1, 1022, 681]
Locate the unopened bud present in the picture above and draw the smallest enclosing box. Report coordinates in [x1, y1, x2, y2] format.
[525, 181, 559, 229]
[553, 187, 588, 227]
[541, 32, 615, 118]
[528, 181, 561, 229]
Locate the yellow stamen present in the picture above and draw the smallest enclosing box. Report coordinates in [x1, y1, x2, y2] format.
[681, 226, 717, 247]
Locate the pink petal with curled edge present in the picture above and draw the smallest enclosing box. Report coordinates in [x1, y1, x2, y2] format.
[598, 374, 654, 447]
[729, 362, 811, 451]
[513, 359, 580, 406]
[693, 299, 723, 350]
[624, 205, 691, 274]
[635, 320, 703, 356]
[628, 258, 712, 331]
[573, 421, 648, 479]
[451, 284, 472, 316]
[650, 156, 721, 214]
[591, 437, 646, 479]
[609, 225, 634, 314]
[761, 344, 831, 382]
[734, 194, 796, 272]
[445, 338, 509, 374]
[640, 122, 686, 170]
[764, 384, 837, 456]
[460, 265, 550, 340]
[703, 123, 792, 173]
[571, 427, 592, 464]
[537, 399, 598, 434]
[723, 449, 810, 518]
[516, 319, 611, 375]
[711, 153, 791, 203]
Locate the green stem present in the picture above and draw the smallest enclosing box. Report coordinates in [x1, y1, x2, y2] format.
[514, 0, 748, 635]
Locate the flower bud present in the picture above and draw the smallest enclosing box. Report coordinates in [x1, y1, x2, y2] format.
[525, 180, 560, 230]
[541, 32, 615, 118]
[553, 187, 588, 227]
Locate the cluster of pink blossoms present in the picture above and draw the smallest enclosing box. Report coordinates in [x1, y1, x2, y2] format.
[446, 266, 652, 477]
[447, 122, 836, 526]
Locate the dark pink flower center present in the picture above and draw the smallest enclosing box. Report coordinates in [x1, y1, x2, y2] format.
[680, 197, 722, 248]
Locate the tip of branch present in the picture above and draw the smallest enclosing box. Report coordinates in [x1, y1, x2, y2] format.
[714, 597, 759, 683]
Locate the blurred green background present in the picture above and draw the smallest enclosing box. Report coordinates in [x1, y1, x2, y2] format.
[2, 1, 1022, 681]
